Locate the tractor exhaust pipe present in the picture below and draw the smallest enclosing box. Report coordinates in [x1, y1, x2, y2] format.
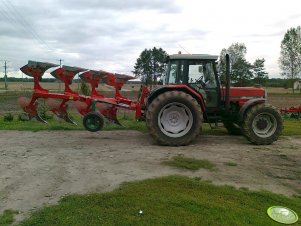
[225, 54, 230, 110]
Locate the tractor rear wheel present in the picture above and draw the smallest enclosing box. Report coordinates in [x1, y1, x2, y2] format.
[241, 104, 283, 145]
[146, 91, 203, 146]
[83, 112, 104, 132]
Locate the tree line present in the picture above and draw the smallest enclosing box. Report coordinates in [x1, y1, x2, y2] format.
[0, 76, 292, 88]
[133, 26, 301, 90]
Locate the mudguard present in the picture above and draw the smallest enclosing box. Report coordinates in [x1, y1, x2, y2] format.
[238, 98, 266, 122]
[146, 85, 206, 112]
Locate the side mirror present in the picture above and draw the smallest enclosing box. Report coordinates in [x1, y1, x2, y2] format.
[163, 56, 169, 63]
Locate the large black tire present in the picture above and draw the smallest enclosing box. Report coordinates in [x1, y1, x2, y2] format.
[241, 104, 283, 145]
[223, 121, 242, 135]
[146, 91, 203, 146]
[83, 112, 104, 132]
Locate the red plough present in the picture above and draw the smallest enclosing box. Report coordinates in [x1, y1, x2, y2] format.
[280, 106, 301, 118]
[18, 61, 149, 129]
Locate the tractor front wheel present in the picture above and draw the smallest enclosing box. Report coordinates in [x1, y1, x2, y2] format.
[241, 104, 283, 145]
[146, 91, 203, 146]
[83, 112, 104, 132]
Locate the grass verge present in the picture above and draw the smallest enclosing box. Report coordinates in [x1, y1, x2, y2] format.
[0, 209, 18, 226]
[0, 113, 301, 136]
[282, 118, 301, 136]
[0, 112, 147, 132]
[18, 176, 301, 226]
[162, 155, 216, 171]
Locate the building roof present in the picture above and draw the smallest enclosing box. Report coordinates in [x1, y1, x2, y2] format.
[168, 54, 218, 60]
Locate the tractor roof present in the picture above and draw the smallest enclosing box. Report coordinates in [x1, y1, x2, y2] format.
[168, 54, 218, 61]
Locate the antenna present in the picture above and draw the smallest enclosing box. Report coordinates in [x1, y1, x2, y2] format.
[176, 43, 191, 54]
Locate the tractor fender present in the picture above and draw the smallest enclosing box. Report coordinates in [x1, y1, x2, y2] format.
[146, 86, 206, 112]
[238, 98, 266, 122]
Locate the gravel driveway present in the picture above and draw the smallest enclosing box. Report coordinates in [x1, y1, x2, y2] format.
[0, 130, 300, 222]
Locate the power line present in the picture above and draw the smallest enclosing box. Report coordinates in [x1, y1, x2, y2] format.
[0, 0, 54, 53]
[4, 0, 51, 50]
[0, 3, 21, 29]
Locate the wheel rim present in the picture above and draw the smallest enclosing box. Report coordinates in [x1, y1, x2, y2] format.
[86, 115, 100, 130]
[158, 102, 193, 138]
[252, 113, 277, 138]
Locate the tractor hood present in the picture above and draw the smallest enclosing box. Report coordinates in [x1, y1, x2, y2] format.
[221, 86, 266, 100]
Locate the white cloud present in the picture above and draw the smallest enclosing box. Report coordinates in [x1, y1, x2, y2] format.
[0, 0, 300, 79]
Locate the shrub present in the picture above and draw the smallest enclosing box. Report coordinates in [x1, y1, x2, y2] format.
[80, 81, 91, 96]
[3, 113, 14, 122]
[18, 113, 30, 121]
[37, 100, 53, 120]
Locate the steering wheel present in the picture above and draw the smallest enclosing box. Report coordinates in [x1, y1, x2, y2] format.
[195, 76, 206, 88]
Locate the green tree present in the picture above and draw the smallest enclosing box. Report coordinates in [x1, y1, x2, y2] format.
[133, 47, 168, 87]
[279, 26, 301, 93]
[253, 58, 268, 85]
[219, 43, 253, 86]
[231, 58, 253, 86]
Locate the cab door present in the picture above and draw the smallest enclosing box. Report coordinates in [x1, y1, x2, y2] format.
[186, 60, 219, 111]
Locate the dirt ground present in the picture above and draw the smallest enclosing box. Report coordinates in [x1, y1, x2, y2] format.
[0, 130, 300, 222]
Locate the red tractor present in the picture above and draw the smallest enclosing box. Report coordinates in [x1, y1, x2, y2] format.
[141, 53, 283, 145]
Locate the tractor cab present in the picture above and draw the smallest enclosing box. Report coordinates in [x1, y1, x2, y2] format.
[164, 54, 220, 112]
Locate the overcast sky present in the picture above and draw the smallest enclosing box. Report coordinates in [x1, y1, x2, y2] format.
[0, 0, 300, 78]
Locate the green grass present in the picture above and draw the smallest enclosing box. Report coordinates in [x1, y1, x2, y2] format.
[202, 119, 301, 136]
[224, 162, 238, 166]
[0, 113, 82, 131]
[162, 155, 216, 171]
[1, 112, 301, 136]
[18, 176, 301, 226]
[0, 209, 18, 226]
[104, 114, 147, 132]
[0, 113, 226, 134]
[0, 112, 147, 132]
[282, 119, 301, 136]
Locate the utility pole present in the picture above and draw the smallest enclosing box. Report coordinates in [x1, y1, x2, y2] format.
[4, 61, 8, 90]
[57, 59, 63, 91]
[58, 59, 63, 68]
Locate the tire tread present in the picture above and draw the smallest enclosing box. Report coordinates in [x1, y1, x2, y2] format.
[146, 91, 203, 146]
[241, 103, 283, 145]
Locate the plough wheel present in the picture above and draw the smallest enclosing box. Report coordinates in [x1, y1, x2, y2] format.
[83, 112, 104, 132]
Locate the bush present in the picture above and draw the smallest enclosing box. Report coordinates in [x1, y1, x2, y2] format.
[37, 100, 53, 120]
[18, 113, 30, 121]
[3, 113, 14, 122]
[80, 81, 91, 96]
